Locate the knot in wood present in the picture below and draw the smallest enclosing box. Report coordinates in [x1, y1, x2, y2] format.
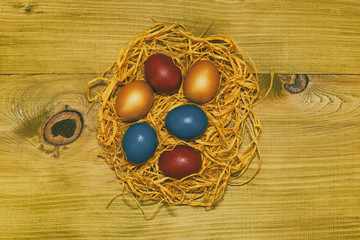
[284, 74, 309, 94]
[43, 110, 83, 145]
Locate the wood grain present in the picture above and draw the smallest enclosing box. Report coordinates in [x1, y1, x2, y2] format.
[1, 73, 359, 239]
[1, 0, 360, 75]
[1, 0, 360, 238]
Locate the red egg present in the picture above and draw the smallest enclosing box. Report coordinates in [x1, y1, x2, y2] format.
[144, 53, 182, 93]
[159, 145, 202, 180]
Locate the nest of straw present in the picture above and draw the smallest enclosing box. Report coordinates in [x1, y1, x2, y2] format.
[87, 22, 263, 209]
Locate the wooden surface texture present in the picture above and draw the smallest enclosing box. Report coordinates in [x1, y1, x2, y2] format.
[1, 0, 360, 239]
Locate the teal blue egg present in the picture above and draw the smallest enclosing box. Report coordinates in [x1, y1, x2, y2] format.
[165, 105, 208, 140]
[122, 123, 158, 164]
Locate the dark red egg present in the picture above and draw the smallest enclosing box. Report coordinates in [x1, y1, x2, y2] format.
[158, 145, 202, 180]
[144, 53, 182, 93]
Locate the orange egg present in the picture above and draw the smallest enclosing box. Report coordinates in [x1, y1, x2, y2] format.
[183, 60, 220, 104]
[114, 81, 154, 122]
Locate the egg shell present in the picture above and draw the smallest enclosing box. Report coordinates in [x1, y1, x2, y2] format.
[122, 123, 158, 164]
[184, 60, 220, 104]
[144, 53, 182, 93]
[114, 81, 154, 122]
[165, 104, 208, 140]
[159, 145, 202, 179]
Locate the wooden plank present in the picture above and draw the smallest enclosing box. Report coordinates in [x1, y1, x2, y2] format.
[0, 73, 359, 239]
[1, 0, 360, 75]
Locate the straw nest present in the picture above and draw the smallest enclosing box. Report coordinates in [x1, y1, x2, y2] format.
[87, 22, 267, 210]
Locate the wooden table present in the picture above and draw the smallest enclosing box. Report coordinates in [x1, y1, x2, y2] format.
[1, 1, 359, 239]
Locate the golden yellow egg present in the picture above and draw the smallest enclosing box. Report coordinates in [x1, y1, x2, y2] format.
[183, 60, 220, 104]
[114, 81, 154, 122]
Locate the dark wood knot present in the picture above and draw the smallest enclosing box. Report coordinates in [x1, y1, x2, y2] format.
[43, 110, 83, 145]
[284, 74, 309, 94]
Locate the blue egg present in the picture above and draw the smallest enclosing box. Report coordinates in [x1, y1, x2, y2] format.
[165, 104, 208, 140]
[122, 123, 158, 164]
